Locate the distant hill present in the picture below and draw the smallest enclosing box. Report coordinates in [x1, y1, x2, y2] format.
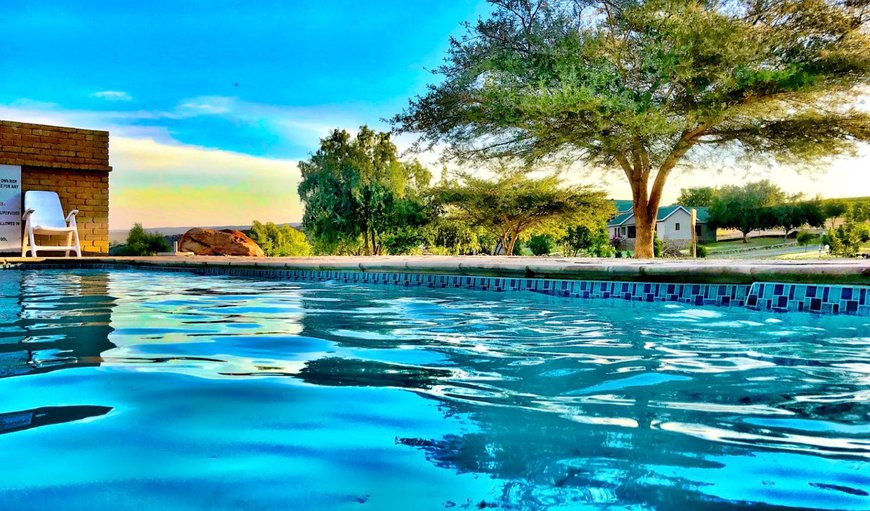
[109, 223, 302, 245]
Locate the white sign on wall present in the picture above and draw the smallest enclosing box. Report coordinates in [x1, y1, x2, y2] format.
[0, 165, 22, 253]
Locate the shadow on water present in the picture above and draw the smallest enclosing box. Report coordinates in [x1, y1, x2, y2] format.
[298, 357, 454, 389]
[0, 405, 112, 436]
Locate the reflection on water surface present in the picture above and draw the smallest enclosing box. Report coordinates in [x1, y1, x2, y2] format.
[0, 269, 867, 510]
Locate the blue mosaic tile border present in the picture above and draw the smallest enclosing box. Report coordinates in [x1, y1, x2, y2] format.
[746, 282, 870, 316]
[5, 262, 868, 317]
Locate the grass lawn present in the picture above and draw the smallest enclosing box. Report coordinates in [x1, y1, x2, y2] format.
[774, 250, 827, 260]
[703, 237, 800, 254]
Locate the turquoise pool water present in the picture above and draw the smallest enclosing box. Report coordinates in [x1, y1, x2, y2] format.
[0, 269, 868, 510]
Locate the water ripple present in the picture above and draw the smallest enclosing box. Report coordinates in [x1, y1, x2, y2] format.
[0, 268, 868, 510]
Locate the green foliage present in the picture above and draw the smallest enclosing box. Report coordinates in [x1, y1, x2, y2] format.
[769, 196, 826, 237]
[708, 180, 786, 241]
[250, 221, 311, 257]
[823, 199, 850, 226]
[696, 245, 708, 258]
[113, 223, 170, 256]
[823, 199, 870, 257]
[677, 187, 717, 208]
[560, 224, 612, 257]
[394, 0, 870, 258]
[381, 227, 425, 255]
[426, 246, 452, 256]
[849, 200, 870, 223]
[310, 237, 362, 256]
[527, 234, 554, 256]
[433, 170, 612, 256]
[653, 233, 663, 258]
[824, 221, 870, 257]
[298, 126, 432, 255]
[796, 229, 817, 248]
[423, 216, 485, 255]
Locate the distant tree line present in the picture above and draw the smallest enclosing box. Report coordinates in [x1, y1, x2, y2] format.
[677, 181, 870, 256]
[677, 181, 861, 242]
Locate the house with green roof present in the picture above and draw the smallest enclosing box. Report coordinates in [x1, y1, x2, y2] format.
[607, 203, 716, 249]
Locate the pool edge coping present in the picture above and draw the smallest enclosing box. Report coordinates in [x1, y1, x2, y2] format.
[5, 259, 869, 317]
[2, 256, 869, 285]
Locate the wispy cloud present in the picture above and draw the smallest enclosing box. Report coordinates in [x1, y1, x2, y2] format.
[2, 95, 371, 157]
[174, 95, 363, 147]
[92, 90, 132, 102]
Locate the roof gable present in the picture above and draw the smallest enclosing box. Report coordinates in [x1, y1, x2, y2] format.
[607, 211, 634, 226]
[612, 199, 633, 213]
[607, 205, 709, 227]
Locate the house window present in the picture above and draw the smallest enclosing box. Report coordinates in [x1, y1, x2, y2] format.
[675, 222, 681, 231]
[627, 226, 636, 239]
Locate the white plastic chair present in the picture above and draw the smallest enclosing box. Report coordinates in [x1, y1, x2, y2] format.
[21, 191, 81, 257]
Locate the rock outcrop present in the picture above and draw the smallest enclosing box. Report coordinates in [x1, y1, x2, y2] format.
[178, 228, 265, 257]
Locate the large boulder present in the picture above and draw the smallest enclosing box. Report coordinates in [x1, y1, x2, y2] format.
[179, 228, 265, 257]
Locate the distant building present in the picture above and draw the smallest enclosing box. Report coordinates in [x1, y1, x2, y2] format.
[607, 203, 716, 249]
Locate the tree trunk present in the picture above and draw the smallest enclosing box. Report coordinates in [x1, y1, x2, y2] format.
[633, 202, 656, 259]
[505, 234, 517, 256]
[742, 231, 749, 243]
[618, 126, 707, 259]
[362, 224, 371, 256]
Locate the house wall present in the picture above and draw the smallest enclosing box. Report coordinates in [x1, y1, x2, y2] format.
[0, 120, 111, 254]
[657, 209, 692, 241]
[609, 208, 717, 251]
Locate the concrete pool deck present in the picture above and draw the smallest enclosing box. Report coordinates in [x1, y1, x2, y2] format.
[2, 255, 868, 285]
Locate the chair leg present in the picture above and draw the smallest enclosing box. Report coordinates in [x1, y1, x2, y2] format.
[73, 229, 81, 258]
[29, 230, 38, 258]
[65, 232, 73, 257]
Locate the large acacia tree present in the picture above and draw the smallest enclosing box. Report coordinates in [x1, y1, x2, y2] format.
[393, 0, 870, 257]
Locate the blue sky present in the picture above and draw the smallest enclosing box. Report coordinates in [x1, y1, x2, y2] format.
[1, 0, 489, 158]
[0, 0, 866, 229]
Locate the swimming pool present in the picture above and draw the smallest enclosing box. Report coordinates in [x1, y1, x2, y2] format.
[1, 268, 868, 510]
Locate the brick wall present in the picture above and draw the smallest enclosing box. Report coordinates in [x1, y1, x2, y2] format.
[0, 121, 110, 171]
[20, 168, 109, 254]
[0, 120, 111, 255]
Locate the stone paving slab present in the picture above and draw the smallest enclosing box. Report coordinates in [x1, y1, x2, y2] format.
[2, 255, 868, 285]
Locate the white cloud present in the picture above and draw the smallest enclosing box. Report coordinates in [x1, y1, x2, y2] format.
[92, 90, 132, 102]
[173, 95, 362, 149]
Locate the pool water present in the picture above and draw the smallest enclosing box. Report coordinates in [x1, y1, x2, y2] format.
[0, 269, 868, 510]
